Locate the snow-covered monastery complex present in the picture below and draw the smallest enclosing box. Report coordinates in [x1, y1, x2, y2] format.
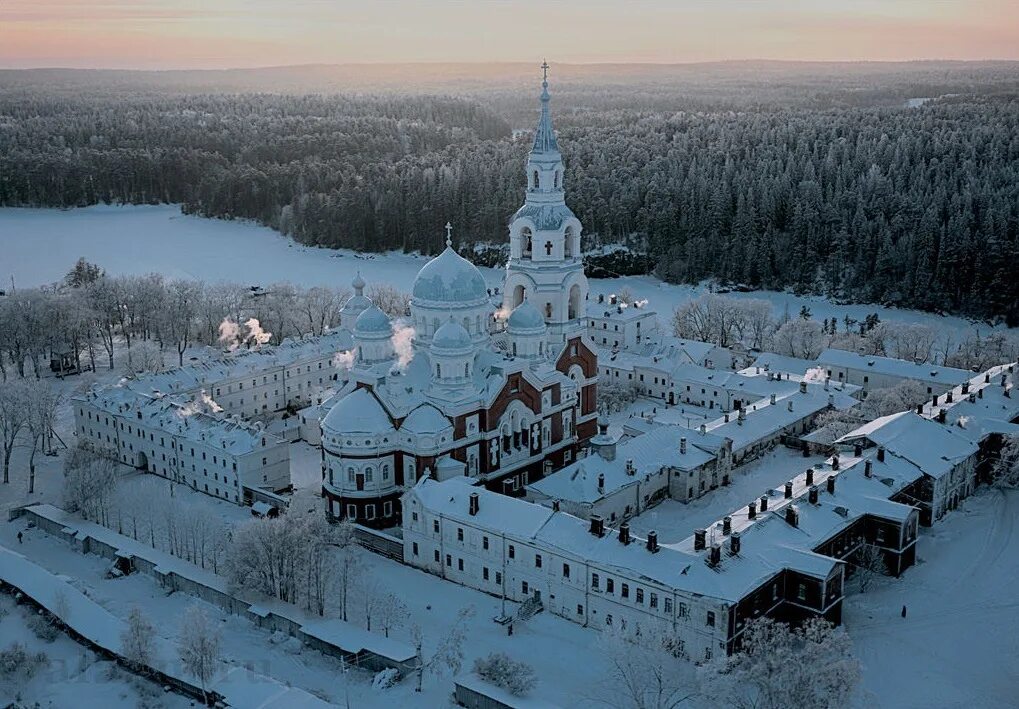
[319, 67, 598, 527]
[73, 329, 353, 501]
[404, 363, 1017, 661]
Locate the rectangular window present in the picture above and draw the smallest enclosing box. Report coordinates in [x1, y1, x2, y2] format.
[434, 550, 440, 563]
[483, 536, 489, 550]
[522, 581, 529, 595]
[592, 573, 600, 590]
[606, 578, 614, 594]
[483, 567, 489, 581]
[495, 572, 502, 585]
[562, 563, 570, 578]
[650, 593, 658, 609]
[622, 583, 629, 599]
[433, 520, 440, 534]
[508, 545, 515, 559]
[446, 554, 452, 567]
[664, 598, 673, 614]
[458, 558, 464, 571]
[535, 554, 542, 568]
[457, 527, 464, 542]
[797, 583, 807, 601]
[606, 614, 613, 626]
[706, 611, 716, 627]
[636, 588, 644, 604]
[412, 542, 419, 556]
[577, 604, 584, 615]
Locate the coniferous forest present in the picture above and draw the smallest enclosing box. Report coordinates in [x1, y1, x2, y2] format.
[1, 62, 1017, 323]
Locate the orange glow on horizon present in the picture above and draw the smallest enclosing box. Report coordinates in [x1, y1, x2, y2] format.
[1, 0, 1018, 70]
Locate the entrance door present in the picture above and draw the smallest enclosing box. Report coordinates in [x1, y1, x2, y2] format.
[356, 473, 365, 491]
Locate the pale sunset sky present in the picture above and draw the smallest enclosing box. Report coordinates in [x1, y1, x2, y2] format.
[1, 0, 1017, 69]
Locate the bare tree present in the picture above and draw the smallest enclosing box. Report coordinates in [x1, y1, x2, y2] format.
[851, 545, 887, 593]
[771, 319, 825, 360]
[25, 379, 61, 494]
[177, 605, 221, 705]
[62, 444, 120, 526]
[412, 605, 475, 692]
[367, 284, 411, 319]
[0, 378, 30, 484]
[161, 280, 201, 366]
[589, 626, 695, 709]
[376, 592, 408, 639]
[121, 607, 157, 671]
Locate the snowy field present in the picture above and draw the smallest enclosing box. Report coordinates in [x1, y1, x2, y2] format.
[0, 204, 1001, 340]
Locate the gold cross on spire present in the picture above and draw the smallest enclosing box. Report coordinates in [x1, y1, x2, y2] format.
[445, 221, 453, 248]
[541, 59, 549, 83]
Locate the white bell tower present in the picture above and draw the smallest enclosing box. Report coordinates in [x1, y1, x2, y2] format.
[503, 61, 588, 344]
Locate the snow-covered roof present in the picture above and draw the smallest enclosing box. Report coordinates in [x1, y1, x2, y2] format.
[412, 476, 556, 539]
[509, 202, 576, 231]
[355, 304, 393, 335]
[432, 318, 473, 351]
[836, 411, 978, 479]
[507, 300, 547, 331]
[817, 348, 972, 385]
[321, 387, 395, 436]
[411, 246, 488, 304]
[746, 352, 817, 378]
[400, 404, 453, 434]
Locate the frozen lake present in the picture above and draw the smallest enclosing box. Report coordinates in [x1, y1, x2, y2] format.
[0, 203, 996, 338]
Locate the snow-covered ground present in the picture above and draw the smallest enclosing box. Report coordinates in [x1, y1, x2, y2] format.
[846, 488, 1019, 709]
[0, 204, 999, 340]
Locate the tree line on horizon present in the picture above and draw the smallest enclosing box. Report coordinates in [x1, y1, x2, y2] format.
[1, 86, 1017, 324]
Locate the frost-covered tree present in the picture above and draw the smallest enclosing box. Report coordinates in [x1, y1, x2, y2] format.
[992, 433, 1019, 489]
[63, 444, 119, 526]
[0, 378, 31, 484]
[376, 592, 408, 639]
[473, 652, 536, 697]
[699, 617, 860, 709]
[589, 626, 695, 709]
[771, 319, 825, 360]
[859, 380, 929, 419]
[597, 380, 641, 414]
[121, 607, 157, 671]
[851, 545, 887, 593]
[25, 379, 61, 494]
[367, 284, 412, 320]
[412, 605, 475, 692]
[176, 605, 221, 704]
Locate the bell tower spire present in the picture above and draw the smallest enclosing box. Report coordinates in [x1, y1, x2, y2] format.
[503, 60, 589, 344]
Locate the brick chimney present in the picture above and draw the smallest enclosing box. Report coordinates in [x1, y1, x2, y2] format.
[618, 522, 631, 545]
[693, 528, 707, 551]
[469, 492, 479, 516]
[646, 530, 660, 553]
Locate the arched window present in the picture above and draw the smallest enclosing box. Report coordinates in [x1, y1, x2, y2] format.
[533, 170, 539, 189]
[365, 466, 374, 482]
[512, 342, 518, 356]
[347, 467, 355, 482]
[554, 171, 561, 189]
[545, 302, 553, 319]
[464, 362, 470, 377]
[521, 227, 533, 258]
[463, 316, 471, 332]
[564, 226, 575, 258]
[382, 464, 390, 480]
[436, 363, 442, 378]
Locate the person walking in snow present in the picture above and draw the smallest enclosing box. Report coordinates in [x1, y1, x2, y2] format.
[901, 605, 907, 618]
[17, 531, 23, 544]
